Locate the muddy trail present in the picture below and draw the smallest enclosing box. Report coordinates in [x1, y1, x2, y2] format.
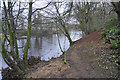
[25, 29, 119, 78]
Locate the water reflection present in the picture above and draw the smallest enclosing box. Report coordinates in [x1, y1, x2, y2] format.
[0, 30, 82, 79]
[34, 37, 41, 50]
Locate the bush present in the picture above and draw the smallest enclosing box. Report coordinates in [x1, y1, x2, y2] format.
[101, 22, 120, 67]
[101, 24, 120, 52]
[103, 17, 119, 29]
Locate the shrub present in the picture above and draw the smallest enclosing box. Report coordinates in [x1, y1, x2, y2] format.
[101, 24, 120, 53]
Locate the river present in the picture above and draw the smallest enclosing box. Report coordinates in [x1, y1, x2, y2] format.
[0, 30, 82, 79]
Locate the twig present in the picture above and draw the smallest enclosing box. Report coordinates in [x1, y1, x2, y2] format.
[31, 2, 52, 15]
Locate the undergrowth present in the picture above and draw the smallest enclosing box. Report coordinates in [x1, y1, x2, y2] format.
[101, 18, 120, 66]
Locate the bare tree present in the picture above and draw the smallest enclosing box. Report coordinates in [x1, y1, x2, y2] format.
[2, 0, 51, 75]
[43, 1, 74, 46]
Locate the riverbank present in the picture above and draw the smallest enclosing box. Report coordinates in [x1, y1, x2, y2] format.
[2, 28, 119, 79]
[25, 29, 119, 78]
[16, 29, 57, 38]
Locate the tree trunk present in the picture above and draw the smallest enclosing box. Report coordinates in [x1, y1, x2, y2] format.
[58, 19, 73, 46]
[111, 2, 120, 21]
[63, 24, 73, 46]
[3, 2, 26, 72]
[2, 40, 23, 75]
[23, 2, 32, 68]
[117, 12, 120, 21]
[3, 2, 22, 63]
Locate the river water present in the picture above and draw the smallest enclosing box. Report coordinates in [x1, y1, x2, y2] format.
[0, 30, 82, 79]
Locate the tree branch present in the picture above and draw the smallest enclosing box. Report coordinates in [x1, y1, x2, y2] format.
[31, 2, 51, 15]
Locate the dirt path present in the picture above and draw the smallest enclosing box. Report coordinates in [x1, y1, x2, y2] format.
[25, 29, 118, 78]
